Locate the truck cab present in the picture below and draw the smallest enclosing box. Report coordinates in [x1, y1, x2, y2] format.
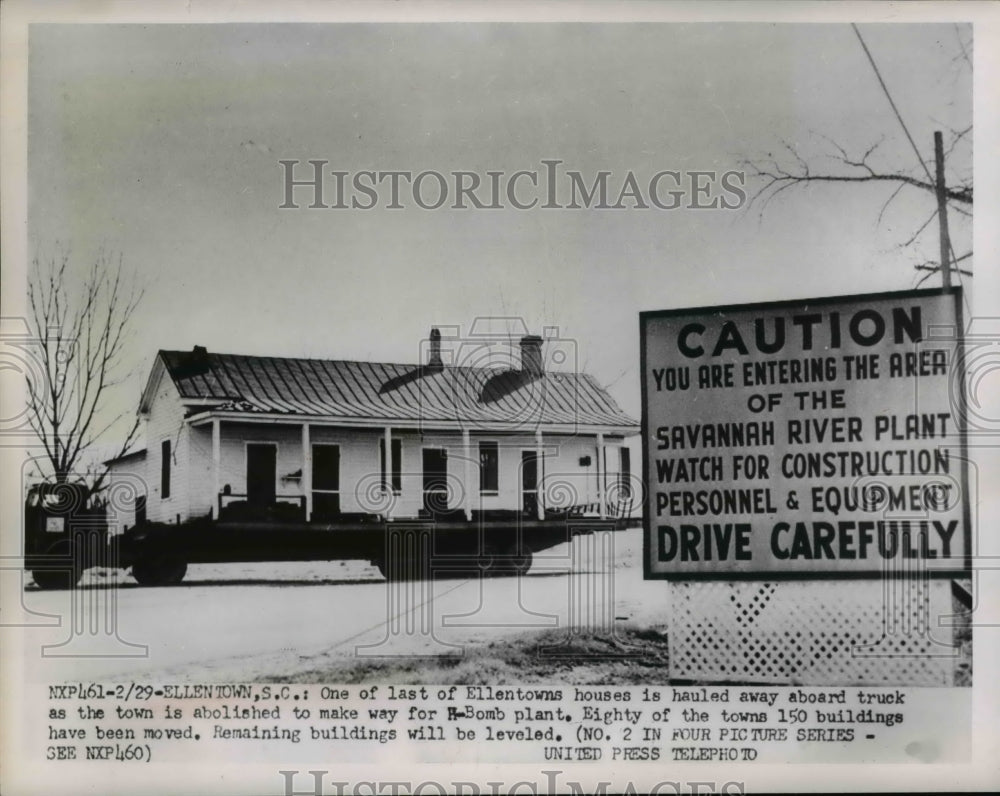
[24, 482, 110, 589]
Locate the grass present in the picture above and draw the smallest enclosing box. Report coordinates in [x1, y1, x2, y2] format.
[261, 625, 672, 685]
[260, 608, 972, 687]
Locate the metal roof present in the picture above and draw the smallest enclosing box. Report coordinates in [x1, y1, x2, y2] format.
[157, 349, 638, 431]
[102, 448, 147, 467]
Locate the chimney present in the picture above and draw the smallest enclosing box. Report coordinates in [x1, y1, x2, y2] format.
[520, 335, 543, 378]
[186, 345, 211, 376]
[427, 327, 442, 369]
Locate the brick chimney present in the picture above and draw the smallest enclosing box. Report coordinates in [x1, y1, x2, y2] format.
[520, 335, 543, 378]
[428, 327, 443, 369]
[175, 345, 211, 378]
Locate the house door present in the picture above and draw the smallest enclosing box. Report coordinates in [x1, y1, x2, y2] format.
[521, 451, 539, 517]
[312, 444, 341, 520]
[246, 444, 277, 506]
[422, 448, 448, 514]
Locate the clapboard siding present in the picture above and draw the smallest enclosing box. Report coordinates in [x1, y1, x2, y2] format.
[386, 432, 624, 519]
[191, 425, 625, 520]
[187, 423, 214, 517]
[108, 413, 631, 523]
[105, 452, 147, 535]
[144, 369, 190, 523]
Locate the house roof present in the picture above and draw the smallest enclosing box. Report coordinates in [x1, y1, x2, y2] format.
[103, 447, 146, 467]
[153, 348, 639, 432]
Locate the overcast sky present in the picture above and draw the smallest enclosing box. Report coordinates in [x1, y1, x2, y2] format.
[27, 21, 973, 442]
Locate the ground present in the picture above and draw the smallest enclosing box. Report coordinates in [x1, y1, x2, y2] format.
[20, 527, 672, 684]
[263, 626, 672, 686]
[19, 527, 970, 686]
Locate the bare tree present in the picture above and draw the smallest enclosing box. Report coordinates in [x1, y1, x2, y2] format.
[741, 26, 972, 286]
[26, 251, 144, 495]
[744, 134, 972, 212]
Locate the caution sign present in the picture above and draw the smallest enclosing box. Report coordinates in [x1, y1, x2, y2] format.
[640, 288, 969, 578]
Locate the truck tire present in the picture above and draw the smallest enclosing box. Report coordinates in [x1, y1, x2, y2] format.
[131, 556, 187, 586]
[31, 541, 83, 590]
[507, 547, 533, 576]
[483, 544, 532, 577]
[376, 526, 436, 581]
[495, 546, 533, 576]
[376, 555, 428, 582]
[31, 567, 81, 590]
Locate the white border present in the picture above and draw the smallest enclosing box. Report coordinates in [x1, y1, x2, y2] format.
[2, 2, 998, 793]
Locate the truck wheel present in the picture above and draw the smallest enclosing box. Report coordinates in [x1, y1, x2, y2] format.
[489, 546, 533, 577]
[375, 551, 434, 581]
[508, 548, 533, 576]
[31, 567, 81, 590]
[132, 556, 187, 586]
[31, 541, 83, 589]
[477, 551, 496, 576]
[375, 557, 415, 581]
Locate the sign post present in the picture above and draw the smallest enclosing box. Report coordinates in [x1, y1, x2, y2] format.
[640, 288, 968, 684]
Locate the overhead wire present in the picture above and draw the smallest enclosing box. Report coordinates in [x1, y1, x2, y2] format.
[851, 23, 970, 308]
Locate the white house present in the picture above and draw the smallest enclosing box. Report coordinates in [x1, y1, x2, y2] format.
[105, 331, 639, 533]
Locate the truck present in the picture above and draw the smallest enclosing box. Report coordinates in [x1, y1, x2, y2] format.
[24, 482, 112, 590]
[26, 488, 633, 588]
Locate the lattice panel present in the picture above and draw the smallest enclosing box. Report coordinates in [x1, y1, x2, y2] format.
[668, 580, 955, 685]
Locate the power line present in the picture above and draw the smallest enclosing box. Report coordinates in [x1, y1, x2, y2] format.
[851, 24, 933, 185]
[853, 22, 969, 308]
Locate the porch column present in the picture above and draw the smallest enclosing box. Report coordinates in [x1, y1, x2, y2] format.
[302, 423, 312, 521]
[462, 428, 473, 521]
[211, 418, 221, 519]
[384, 426, 393, 521]
[535, 429, 544, 520]
[596, 432, 606, 519]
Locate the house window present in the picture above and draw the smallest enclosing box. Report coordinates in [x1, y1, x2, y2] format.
[161, 440, 171, 499]
[479, 441, 499, 495]
[619, 446, 631, 497]
[379, 438, 402, 494]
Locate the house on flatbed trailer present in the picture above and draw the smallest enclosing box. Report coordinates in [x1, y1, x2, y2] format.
[105, 330, 639, 534]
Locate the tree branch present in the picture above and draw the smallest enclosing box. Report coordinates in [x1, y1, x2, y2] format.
[26, 250, 144, 492]
[743, 132, 973, 222]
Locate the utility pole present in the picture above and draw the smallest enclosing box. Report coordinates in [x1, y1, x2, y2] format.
[934, 129, 970, 621]
[934, 131, 952, 289]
